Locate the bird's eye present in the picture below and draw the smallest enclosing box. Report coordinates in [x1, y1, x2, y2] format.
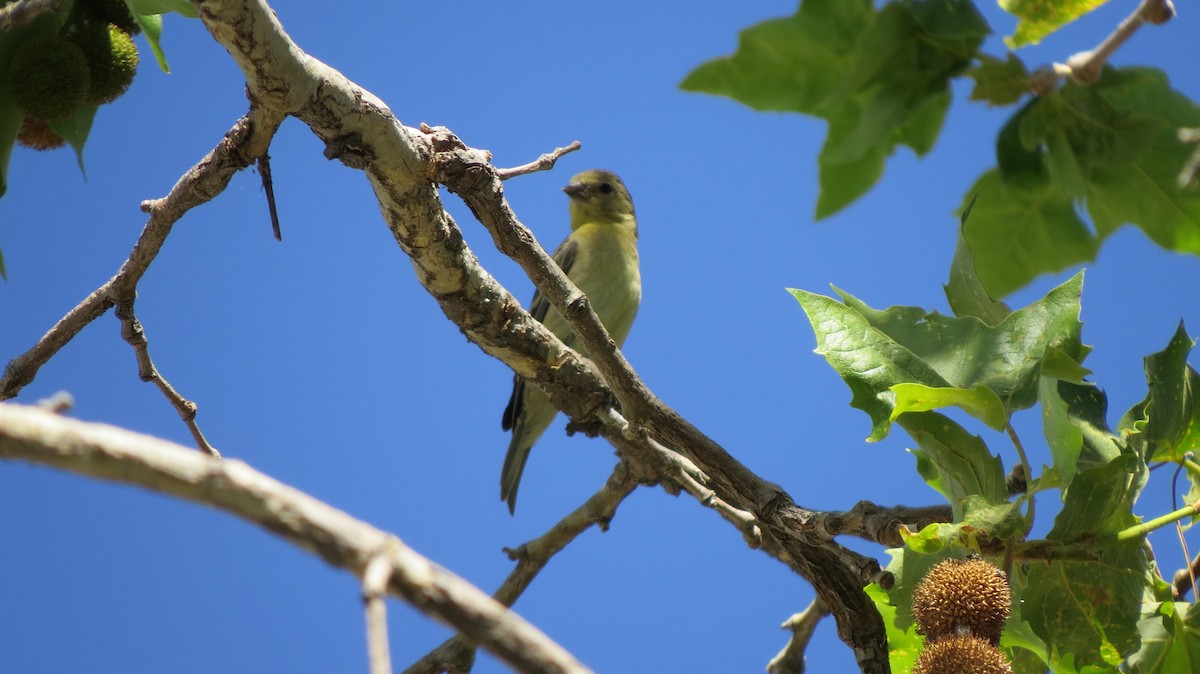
[598, 182, 614, 194]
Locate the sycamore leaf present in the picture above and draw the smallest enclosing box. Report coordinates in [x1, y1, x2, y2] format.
[945, 196, 1012, 326]
[864, 584, 921, 673]
[1124, 601, 1200, 673]
[969, 52, 1032, 106]
[901, 411, 1007, 520]
[1021, 447, 1147, 668]
[681, 0, 987, 218]
[1000, 0, 1112, 47]
[966, 67, 1200, 297]
[1040, 378, 1121, 489]
[959, 169, 1098, 298]
[792, 272, 1085, 439]
[891, 383, 1008, 430]
[1126, 323, 1200, 463]
[867, 551, 924, 672]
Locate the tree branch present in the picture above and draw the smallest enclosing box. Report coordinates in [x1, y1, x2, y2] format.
[1058, 0, 1175, 85]
[403, 464, 639, 674]
[767, 597, 830, 674]
[0, 402, 591, 674]
[0, 104, 283, 411]
[185, 1, 892, 669]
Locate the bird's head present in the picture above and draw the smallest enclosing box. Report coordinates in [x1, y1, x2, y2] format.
[563, 169, 636, 227]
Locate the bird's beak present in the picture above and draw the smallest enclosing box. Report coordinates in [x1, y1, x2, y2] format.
[563, 183, 586, 199]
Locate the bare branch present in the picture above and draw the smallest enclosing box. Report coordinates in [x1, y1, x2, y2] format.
[404, 465, 638, 674]
[0, 106, 284, 403]
[114, 300, 219, 456]
[497, 141, 583, 181]
[810, 501, 953, 547]
[363, 554, 395, 674]
[0, 402, 592, 674]
[767, 597, 831, 674]
[1057, 0, 1175, 85]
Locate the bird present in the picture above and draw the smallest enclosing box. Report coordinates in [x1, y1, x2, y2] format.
[501, 169, 642, 514]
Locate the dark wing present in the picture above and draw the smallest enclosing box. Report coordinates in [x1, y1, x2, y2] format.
[501, 235, 578, 430]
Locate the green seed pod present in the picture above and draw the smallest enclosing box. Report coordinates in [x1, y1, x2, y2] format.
[7, 34, 92, 121]
[73, 21, 140, 104]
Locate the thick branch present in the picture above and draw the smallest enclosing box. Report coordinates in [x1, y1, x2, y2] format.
[0, 403, 590, 674]
[190, 1, 893, 669]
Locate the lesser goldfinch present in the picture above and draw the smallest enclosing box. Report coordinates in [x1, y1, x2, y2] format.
[501, 169, 641, 514]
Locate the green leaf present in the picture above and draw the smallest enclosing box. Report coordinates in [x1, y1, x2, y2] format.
[945, 198, 1013, 326]
[127, 0, 199, 18]
[1021, 541, 1147, 668]
[1124, 601, 1200, 673]
[134, 12, 170, 73]
[1000, 0, 1112, 47]
[864, 581, 921, 674]
[1040, 378, 1121, 488]
[682, 0, 987, 218]
[48, 105, 98, 175]
[965, 67, 1200, 296]
[1129, 323, 1200, 463]
[793, 273, 1085, 439]
[959, 169, 1099, 297]
[790, 287, 949, 441]
[0, 245, 6, 280]
[1080, 68, 1200, 252]
[900, 411, 1007, 519]
[891, 383, 1008, 430]
[968, 52, 1032, 106]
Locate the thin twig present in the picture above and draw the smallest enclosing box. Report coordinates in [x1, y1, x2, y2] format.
[0, 107, 284, 403]
[1172, 551, 1200, 600]
[0, 402, 592, 674]
[1059, 0, 1175, 85]
[766, 597, 830, 674]
[598, 406, 763, 547]
[363, 553, 395, 674]
[496, 141, 582, 181]
[403, 465, 638, 674]
[114, 300, 219, 456]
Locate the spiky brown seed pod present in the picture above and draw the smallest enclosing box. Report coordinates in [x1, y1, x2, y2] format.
[911, 557, 1011, 644]
[72, 21, 139, 104]
[912, 634, 1012, 674]
[7, 34, 91, 121]
[15, 117, 66, 151]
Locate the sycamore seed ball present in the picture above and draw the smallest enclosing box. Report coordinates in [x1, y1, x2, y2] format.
[8, 34, 91, 121]
[912, 634, 1013, 674]
[911, 557, 1011, 644]
[16, 117, 66, 151]
[74, 22, 140, 104]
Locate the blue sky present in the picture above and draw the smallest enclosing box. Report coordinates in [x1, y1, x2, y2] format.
[1, 2, 1198, 672]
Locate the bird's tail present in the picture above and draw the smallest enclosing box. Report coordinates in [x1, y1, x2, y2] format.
[500, 439, 531, 515]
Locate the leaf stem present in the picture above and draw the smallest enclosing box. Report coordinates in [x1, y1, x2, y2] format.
[1116, 501, 1200, 543]
[1005, 422, 1035, 537]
